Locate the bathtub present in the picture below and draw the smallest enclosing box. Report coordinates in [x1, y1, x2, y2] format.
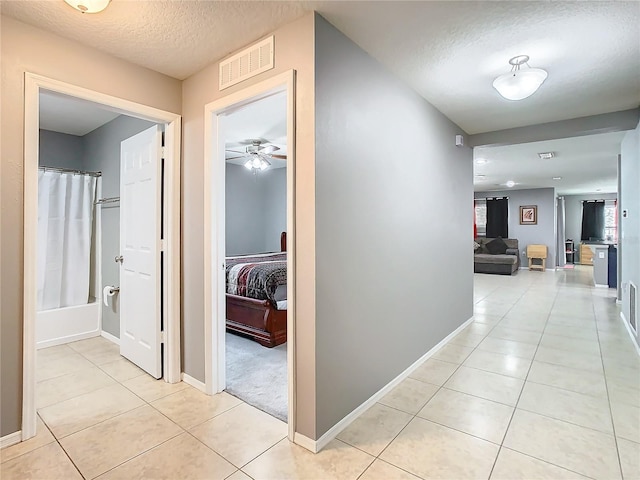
[36, 301, 101, 349]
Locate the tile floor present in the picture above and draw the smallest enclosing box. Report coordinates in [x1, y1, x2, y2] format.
[2, 267, 639, 479]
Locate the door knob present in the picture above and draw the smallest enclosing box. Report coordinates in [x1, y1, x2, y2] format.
[115, 255, 124, 263]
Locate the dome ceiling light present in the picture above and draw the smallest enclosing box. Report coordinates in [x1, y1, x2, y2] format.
[63, 0, 110, 14]
[493, 55, 548, 101]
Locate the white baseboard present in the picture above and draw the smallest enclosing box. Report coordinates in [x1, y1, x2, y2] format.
[36, 330, 100, 349]
[181, 373, 207, 392]
[305, 316, 474, 453]
[101, 330, 120, 345]
[595, 284, 609, 288]
[1, 430, 22, 449]
[620, 312, 640, 356]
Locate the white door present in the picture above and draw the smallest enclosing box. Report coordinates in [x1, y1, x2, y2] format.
[119, 125, 163, 378]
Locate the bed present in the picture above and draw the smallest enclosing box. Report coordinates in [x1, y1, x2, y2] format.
[225, 232, 287, 347]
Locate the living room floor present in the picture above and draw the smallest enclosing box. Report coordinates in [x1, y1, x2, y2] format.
[2, 267, 638, 479]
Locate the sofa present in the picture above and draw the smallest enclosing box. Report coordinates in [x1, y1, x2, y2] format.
[474, 237, 520, 275]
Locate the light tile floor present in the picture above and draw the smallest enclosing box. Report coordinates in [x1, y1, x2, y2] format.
[2, 267, 639, 479]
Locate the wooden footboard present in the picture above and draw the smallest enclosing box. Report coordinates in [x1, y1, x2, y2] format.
[226, 294, 287, 347]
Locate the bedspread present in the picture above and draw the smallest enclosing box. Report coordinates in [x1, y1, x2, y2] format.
[226, 252, 286, 306]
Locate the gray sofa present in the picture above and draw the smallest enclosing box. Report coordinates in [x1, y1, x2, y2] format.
[474, 238, 520, 275]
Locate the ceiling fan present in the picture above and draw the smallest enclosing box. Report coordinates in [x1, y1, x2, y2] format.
[225, 139, 287, 174]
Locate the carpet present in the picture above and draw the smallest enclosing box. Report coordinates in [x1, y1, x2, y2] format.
[224, 332, 288, 422]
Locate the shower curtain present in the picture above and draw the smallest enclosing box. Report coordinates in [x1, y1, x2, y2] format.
[37, 170, 97, 311]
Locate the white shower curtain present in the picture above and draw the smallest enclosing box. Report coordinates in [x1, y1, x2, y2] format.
[37, 170, 97, 311]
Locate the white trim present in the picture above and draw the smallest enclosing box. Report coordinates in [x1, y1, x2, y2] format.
[22, 73, 182, 441]
[1, 431, 23, 449]
[181, 373, 207, 392]
[620, 312, 640, 356]
[37, 330, 100, 349]
[203, 70, 297, 440]
[297, 316, 474, 453]
[101, 330, 120, 346]
[595, 284, 609, 288]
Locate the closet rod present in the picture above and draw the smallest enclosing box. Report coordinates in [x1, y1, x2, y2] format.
[39, 165, 102, 177]
[95, 196, 120, 205]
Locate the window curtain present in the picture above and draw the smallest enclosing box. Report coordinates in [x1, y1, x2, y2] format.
[486, 198, 509, 238]
[581, 200, 605, 241]
[37, 170, 97, 310]
[557, 197, 566, 268]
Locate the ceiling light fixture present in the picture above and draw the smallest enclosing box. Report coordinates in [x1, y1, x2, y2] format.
[244, 153, 271, 174]
[505, 180, 516, 188]
[475, 174, 486, 178]
[475, 158, 488, 164]
[493, 55, 548, 101]
[538, 152, 555, 159]
[552, 176, 562, 180]
[63, 0, 110, 14]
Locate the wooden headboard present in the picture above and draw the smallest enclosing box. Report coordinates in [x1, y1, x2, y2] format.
[280, 232, 287, 252]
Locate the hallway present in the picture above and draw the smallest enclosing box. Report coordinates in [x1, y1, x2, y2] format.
[1, 268, 638, 479]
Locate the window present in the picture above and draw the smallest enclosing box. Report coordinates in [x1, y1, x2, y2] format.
[604, 200, 618, 243]
[475, 200, 487, 236]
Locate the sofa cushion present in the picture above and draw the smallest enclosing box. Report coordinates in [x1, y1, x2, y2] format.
[486, 237, 508, 255]
[474, 253, 518, 265]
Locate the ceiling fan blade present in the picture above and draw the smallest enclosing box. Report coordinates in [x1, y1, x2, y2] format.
[225, 154, 246, 160]
[259, 144, 280, 154]
[225, 149, 245, 154]
[269, 154, 287, 160]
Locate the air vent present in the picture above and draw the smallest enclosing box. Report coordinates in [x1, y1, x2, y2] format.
[630, 282, 637, 333]
[538, 152, 555, 159]
[219, 36, 274, 91]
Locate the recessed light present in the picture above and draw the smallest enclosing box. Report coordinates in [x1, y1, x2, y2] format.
[505, 180, 516, 188]
[538, 152, 555, 159]
[552, 176, 562, 180]
[596, 189, 602, 192]
[475, 174, 486, 178]
[475, 158, 488, 164]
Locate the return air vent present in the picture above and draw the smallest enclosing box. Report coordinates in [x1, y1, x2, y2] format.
[630, 282, 637, 333]
[219, 36, 274, 91]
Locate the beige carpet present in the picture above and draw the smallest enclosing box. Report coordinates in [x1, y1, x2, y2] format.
[224, 332, 288, 422]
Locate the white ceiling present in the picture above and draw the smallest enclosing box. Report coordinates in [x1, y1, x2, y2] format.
[223, 91, 287, 169]
[3, 1, 639, 134]
[474, 132, 624, 195]
[40, 91, 121, 136]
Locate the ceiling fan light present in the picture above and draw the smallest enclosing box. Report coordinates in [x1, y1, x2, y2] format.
[64, 0, 111, 13]
[493, 67, 547, 101]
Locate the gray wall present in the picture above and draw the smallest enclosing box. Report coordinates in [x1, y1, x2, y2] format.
[475, 188, 557, 269]
[314, 16, 473, 438]
[39, 129, 84, 170]
[564, 193, 617, 262]
[620, 121, 640, 348]
[83, 115, 157, 338]
[225, 164, 286, 256]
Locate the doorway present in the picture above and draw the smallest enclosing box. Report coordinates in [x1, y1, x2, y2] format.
[203, 71, 296, 438]
[22, 73, 182, 440]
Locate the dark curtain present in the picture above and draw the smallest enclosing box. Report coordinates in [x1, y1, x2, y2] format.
[486, 198, 509, 238]
[581, 201, 605, 241]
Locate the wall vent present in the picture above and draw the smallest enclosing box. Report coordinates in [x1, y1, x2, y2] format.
[219, 36, 274, 91]
[630, 282, 637, 333]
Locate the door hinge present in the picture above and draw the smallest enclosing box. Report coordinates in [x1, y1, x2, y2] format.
[161, 146, 166, 159]
[160, 331, 165, 343]
[159, 239, 164, 251]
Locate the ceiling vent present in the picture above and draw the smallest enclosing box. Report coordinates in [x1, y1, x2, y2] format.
[538, 152, 555, 159]
[219, 36, 274, 91]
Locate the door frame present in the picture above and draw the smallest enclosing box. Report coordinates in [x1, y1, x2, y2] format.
[203, 70, 296, 439]
[22, 72, 182, 440]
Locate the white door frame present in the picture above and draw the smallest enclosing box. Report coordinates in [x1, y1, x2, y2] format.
[203, 70, 296, 439]
[22, 73, 182, 440]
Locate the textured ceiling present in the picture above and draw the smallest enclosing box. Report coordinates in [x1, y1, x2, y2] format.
[2, 1, 639, 134]
[474, 132, 625, 195]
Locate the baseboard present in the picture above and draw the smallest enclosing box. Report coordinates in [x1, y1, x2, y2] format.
[181, 373, 207, 392]
[36, 330, 100, 349]
[1, 430, 22, 449]
[101, 330, 120, 345]
[620, 312, 640, 356]
[293, 432, 317, 453]
[595, 284, 609, 288]
[310, 315, 474, 453]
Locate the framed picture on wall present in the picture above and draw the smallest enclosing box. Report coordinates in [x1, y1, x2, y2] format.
[520, 205, 537, 225]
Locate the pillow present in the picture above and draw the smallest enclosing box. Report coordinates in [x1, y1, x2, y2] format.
[486, 237, 508, 255]
[473, 241, 481, 252]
